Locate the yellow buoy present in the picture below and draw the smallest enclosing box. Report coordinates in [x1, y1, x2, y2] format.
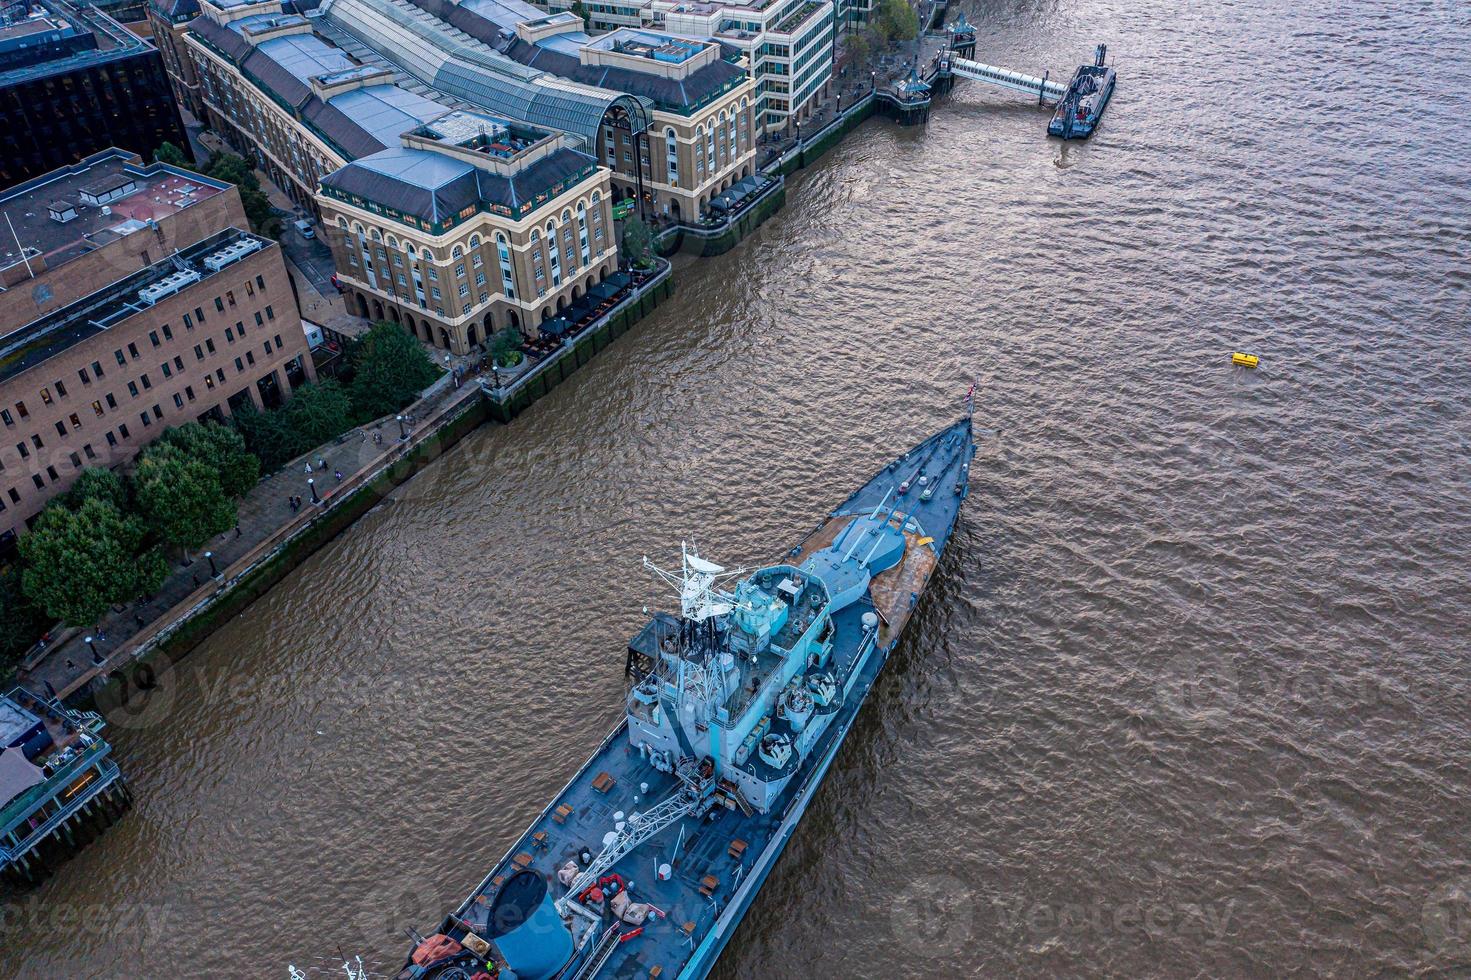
[1232, 352, 1259, 369]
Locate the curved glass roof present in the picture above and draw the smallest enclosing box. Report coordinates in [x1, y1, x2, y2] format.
[316, 0, 650, 148]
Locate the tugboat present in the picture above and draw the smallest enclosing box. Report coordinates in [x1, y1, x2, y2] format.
[1049, 44, 1116, 139]
[390, 416, 977, 980]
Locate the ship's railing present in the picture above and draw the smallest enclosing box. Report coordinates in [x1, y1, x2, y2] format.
[567, 923, 622, 980]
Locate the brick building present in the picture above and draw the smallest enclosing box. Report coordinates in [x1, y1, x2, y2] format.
[0, 149, 314, 547]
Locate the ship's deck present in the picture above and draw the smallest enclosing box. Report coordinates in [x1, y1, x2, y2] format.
[409, 419, 977, 979]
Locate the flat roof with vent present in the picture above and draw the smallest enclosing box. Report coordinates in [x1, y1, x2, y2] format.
[0, 149, 229, 275]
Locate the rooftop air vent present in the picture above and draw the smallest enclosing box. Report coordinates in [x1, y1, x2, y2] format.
[138, 269, 202, 304]
[202, 238, 263, 272]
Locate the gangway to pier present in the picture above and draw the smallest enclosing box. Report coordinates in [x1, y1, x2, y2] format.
[946, 56, 1066, 103]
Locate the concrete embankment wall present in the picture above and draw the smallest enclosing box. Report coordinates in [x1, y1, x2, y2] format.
[485, 271, 676, 423]
[80, 392, 489, 710]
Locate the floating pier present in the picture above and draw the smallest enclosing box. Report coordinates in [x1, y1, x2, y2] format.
[933, 19, 1117, 138]
[1, 687, 129, 886]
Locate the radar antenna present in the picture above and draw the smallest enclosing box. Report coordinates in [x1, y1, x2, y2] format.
[642, 542, 750, 621]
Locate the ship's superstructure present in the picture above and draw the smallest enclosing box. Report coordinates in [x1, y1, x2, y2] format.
[388, 417, 977, 980]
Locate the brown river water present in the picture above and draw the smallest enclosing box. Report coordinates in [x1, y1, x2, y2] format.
[4, 0, 1471, 975]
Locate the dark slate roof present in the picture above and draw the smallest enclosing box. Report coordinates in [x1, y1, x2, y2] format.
[301, 96, 389, 158]
[188, 14, 251, 61]
[241, 46, 312, 108]
[150, 0, 199, 20]
[501, 38, 744, 110]
[321, 145, 596, 224]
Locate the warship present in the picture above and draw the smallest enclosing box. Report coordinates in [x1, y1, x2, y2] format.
[392, 415, 977, 980]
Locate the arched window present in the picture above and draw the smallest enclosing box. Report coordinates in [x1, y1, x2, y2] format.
[469, 234, 481, 249]
[370, 229, 382, 242]
[407, 243, 418, 257]
[386, 234, 398, 249]
[576, 202, 590, 265]
[545, 218, 561, 286]
[452, 245, 464, 259]
[591, 191, 601, 204]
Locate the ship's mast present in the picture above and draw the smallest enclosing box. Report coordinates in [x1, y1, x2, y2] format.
[641, 542, 748, 622]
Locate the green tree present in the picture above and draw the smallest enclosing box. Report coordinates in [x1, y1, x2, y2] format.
[489, 325, 523, 367]
[846, 30, 872, 67]
[133, 448, 237, 559]
[280, 379, 353, 450]
[231, 401, 295, 472]
[621, 215, 656, 268]
[201, 153, 282, 239]
[569, 0, 588, 24]
[59, 467, 129, 513]
[19, 499, 166, 627]
[347, 321, 440, 423]
[154, 141, 189, 167]
[877, 0, 917, 42]
[0, 566, 47, 674]
[156, 421, 260, 499]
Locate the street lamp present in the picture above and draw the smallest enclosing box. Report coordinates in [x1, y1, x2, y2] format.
[396, 414, 408, 440]
[84, 636, 101, 664]
[308, 478, 320, 504]
[205, 551, 219, 577]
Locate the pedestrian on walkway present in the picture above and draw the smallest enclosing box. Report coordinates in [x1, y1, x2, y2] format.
[305, 461, 313, 474]
[65, 659, 75, 672]
[334, 469, 343, 483]
[236, 526, 243, 538]
[316, 456, 325, 469]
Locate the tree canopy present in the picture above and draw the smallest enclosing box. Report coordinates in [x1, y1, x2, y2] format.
[621, 215, 656, 268]
[156, 421, 260, 499]
[154, 141, 190, 167]
[874, 0, 918, 43]
[347, 321, 440, 422]
[19, 498, 166, 627]
[199, 152, 282, 239]
[281, 379, 353, 454]
[133, 447, 238, 555]
[59, 467, 129, 512]
[0, 567, 47, 674]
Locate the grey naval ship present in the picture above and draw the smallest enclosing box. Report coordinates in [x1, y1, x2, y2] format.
[392, 416, 977, 980]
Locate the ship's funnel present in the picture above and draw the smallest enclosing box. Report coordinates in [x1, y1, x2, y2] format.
[487, 871, 574, 980]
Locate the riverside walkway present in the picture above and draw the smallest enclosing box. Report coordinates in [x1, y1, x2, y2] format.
[15, 377, 480, 702]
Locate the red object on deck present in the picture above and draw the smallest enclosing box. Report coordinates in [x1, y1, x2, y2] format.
[411, 934, 464, 965]
[619, 927, 644, 943]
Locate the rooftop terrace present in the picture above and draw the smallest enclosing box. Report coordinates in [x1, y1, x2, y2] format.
[587, 29, 709, 64]
[0, 227, 269, 385]
[0, 151, 229, 281]
[0, 0, 153, 86]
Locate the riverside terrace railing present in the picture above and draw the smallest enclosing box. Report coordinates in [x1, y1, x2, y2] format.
[482, 258, 673, 402]
[655, 173, 786, 244]
[1, 730, 120, 865]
